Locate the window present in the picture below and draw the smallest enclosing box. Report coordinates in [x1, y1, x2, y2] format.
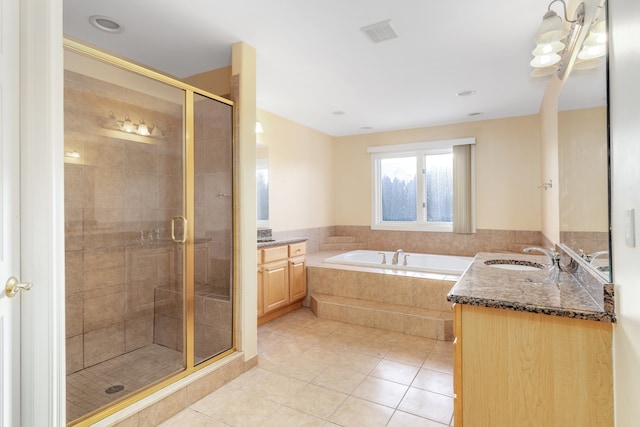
[369, 138, 475, 232]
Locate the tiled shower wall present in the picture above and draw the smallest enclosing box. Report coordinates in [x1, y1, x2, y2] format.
[64, 70, 185, 374]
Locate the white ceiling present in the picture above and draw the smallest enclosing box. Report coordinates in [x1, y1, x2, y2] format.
[63, 0, 606, 137]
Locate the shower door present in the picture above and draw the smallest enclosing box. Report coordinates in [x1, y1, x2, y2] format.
[191, 93, 234, 365]
[63, 42, 235, 425]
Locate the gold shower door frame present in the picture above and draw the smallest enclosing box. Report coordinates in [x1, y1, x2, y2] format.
[64, 38, 237, 426]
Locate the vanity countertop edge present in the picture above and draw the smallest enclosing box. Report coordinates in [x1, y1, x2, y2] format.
[257, 237, 308, 248]
[447, 252, 615, 323]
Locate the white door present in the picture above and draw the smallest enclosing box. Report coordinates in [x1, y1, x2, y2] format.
[1, 0, 25, 425]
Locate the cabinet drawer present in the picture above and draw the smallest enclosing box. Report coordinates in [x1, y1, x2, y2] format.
[289, 242, 306, 257]
[261, 245, 288, 264]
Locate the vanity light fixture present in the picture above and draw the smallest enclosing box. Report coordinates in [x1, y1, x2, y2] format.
[531, 1, 607, 79]
[104, 112, 165, 139]
[577, 8, 607, 62]
[531, 0, 580, 72]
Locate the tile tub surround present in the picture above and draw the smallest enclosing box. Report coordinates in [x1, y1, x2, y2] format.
[271, 225, 542, 255]
[305, 252, 460, 340]
[447, 252, 615, 322]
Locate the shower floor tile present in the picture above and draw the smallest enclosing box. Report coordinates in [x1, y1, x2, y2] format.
[66, 344, 183, 423]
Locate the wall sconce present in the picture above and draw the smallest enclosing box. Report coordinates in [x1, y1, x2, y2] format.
[530, 0, 606, 79]
[255, 120, 264, 134]
[106, 111, 165, 139]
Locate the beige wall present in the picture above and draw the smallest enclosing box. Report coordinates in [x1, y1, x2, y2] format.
[231, 42, 258, 362]
[333, 116, 542, 231]
[558, 107, 608, 232]
[256, 109, 334, 232]
[539, 85, 561, 245]
[183, 66, 232, 98]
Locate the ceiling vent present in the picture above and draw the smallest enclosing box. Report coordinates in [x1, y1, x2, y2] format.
[360, 20, 397, 43]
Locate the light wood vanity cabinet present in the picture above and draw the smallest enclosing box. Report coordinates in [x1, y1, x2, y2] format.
[288, 243, 307, 302]
[258, 242, 307, 324]
[452, 303, 613, 427]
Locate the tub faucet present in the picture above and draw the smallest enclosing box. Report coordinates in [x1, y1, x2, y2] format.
[392, 249, 404, 265]
[523, 247, 559, 269]
[378, 252, 387, 265]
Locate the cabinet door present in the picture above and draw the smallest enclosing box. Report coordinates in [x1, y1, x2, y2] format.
[289, 256, 307, 302]
[262, 260, 289, 313]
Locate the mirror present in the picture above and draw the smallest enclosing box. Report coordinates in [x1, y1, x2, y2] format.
[558, 1, 610, 281]
[257, 143, 269, 227]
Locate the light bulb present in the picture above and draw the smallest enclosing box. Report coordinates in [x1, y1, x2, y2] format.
[122, 115, 134, 133]
[136, 119, 150, 136]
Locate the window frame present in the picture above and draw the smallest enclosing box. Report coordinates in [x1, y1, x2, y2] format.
[368, 138, 475, 233]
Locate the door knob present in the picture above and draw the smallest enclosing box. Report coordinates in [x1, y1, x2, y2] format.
[5, 277, 33, 298]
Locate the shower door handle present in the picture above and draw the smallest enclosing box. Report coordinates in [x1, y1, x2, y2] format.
[171, 216, 187, 244]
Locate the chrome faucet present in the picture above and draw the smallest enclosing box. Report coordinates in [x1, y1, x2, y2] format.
[391, 249, 404, 265]
[523, 247, 559, 269]
[378, 252, 387, 265]
[587, 250, 609, 265]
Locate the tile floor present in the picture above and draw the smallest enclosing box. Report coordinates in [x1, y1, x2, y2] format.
[160, 308, 454, 426]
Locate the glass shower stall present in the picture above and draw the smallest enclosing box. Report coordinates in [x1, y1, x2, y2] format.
[63, 40, 235, 425]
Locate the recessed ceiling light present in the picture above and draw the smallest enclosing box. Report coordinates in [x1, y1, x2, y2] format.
[468, 112, 483, 116]
[332, 111, 346, 116]
[456, 90, 476, 97]
[89, 15, 123, 33]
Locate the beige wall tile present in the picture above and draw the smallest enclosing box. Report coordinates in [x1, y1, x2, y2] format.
[83, 322, 125, 367]
[307, 268, 332, 295]
[65, 295, 83, 338]
[66, 335, 84, 375]
[332, 270, 359, 299]
[185, 370, 226, 406]
[125, 313, 154, 352]
[83, 290, 126, 332]
[65, 251, 84, 295]
[137, 388, 187, 427]
[374, 310, 405, 333]
[83, 269, 126, 292]
[318, 301, 346, 322]
[346, 306, 375, 328]
[404, 314, 438, 340]
[382, 275, 413, 306]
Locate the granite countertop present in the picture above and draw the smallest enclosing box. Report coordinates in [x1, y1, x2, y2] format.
[257, 237, 308, 248]
[447, 252, 614, 322]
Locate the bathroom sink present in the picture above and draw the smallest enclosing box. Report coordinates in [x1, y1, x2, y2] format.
[484, 259, 545, 271]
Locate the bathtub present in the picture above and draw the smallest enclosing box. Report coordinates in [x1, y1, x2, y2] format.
[323, 250, 473, 276]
